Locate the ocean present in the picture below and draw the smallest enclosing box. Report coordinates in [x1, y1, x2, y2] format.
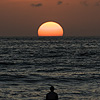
[0, 37, 100, 100]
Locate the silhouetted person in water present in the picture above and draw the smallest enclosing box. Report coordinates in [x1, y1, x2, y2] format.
[46, 86, 58, 100]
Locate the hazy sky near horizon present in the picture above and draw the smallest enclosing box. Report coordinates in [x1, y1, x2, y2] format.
[0, 0, 100, 36]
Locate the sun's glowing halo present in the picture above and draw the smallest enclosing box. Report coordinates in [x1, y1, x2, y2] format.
[38, 21, 63, 36]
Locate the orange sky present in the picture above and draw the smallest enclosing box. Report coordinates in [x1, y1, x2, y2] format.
[0, 0, 100, 36]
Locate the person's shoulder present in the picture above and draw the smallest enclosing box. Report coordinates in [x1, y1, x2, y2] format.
[47, 92, 58, 95]
[46, 92, 51, 95]
[54, 92, 58, 94]
[51, 92, 58, 96]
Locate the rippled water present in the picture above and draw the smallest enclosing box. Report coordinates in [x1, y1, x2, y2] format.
[0, 37, 100, 100]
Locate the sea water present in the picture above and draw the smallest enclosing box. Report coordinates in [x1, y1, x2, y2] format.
[0, 37, 100, 100]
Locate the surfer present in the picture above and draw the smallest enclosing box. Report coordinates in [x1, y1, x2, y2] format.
[46, 86, 58, 100]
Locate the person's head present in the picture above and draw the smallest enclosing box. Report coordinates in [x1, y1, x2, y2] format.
[50, 86, 54, 92]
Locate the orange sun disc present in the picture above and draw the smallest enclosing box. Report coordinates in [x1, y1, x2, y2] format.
[38, 21, 63, 36]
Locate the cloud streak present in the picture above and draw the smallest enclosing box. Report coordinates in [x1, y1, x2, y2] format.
[95, 1, 100, 6]
[57, 1, 63, 5]
[31, 3, 42, 7]
[80, 0, 89, 6]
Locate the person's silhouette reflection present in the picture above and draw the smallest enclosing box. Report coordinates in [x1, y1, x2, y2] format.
[46, 86, 58, 100]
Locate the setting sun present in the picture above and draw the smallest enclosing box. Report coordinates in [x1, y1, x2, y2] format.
[38, 21, 63, 36]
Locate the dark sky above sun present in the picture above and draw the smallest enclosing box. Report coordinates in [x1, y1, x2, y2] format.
[0, 0, 100, 36]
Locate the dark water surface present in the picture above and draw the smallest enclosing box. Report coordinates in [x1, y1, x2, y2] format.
[0, 37, 100, 100]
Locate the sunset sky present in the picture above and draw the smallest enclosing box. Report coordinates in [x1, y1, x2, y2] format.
[0, 0, 100, 36]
